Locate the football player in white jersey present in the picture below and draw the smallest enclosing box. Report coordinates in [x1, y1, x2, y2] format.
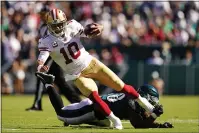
[26, 6, 81, 111]
[37, 9, 158, 130]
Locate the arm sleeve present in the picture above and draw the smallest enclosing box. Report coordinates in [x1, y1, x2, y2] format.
[57, 98, 96, 125]
[69, 20, 87, 38]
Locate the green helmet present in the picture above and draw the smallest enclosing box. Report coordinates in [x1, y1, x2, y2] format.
[137, 84, 159, 106]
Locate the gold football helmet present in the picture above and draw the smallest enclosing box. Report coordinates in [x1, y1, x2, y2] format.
[46, 9, 67, 37]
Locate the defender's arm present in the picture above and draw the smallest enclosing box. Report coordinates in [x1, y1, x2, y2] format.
[129, 110, 173, 128]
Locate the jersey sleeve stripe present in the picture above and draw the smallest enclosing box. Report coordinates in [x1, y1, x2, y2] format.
[39, 49, 50, 52]
[79, 29, 84, 35]
[38, 47, 50, 51]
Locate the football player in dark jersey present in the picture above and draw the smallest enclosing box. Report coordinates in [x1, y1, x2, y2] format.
[35, 72, 173, 128]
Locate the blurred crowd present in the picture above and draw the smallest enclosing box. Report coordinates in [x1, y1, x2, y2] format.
[1, 1, 199, 94]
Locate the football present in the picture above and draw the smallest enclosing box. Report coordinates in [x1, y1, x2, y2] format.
[84, 23, 100, 36]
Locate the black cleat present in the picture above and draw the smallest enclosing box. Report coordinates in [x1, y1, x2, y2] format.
[25, 106, 43, 111]
[63, 122, 69, 127]
[35, 72, 55, 85]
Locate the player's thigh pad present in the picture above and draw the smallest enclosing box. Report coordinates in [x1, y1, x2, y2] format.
[74, 76, 98, 97]
[95, 59, 124, 91]
[81, 58, 124, 91]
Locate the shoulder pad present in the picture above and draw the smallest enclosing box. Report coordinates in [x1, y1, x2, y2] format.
[38, 37, 51, 52]
[42, 34, 50, 39]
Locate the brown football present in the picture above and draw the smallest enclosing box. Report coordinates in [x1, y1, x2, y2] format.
[84, 23, 99, 36]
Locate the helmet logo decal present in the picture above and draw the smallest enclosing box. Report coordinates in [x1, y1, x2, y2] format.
[47, 9, 67, 37]
[107, 93, 125, 102]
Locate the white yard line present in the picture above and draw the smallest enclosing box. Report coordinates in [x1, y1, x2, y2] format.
[3, 128, 20, 130]
[168, 118, 199, 124]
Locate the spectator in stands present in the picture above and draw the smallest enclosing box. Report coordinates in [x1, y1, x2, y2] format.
[147, 50, 164, 65]
[12, 57, 25, 94]
[3, 1, 199, 47]
[111, 46, 129, 79]
[149, 71, 165, 95]
[181, 50, 193, 66]
[100, 48, 113, 66]
[89, 49, 100, 60]
[161, 42, 172, 64]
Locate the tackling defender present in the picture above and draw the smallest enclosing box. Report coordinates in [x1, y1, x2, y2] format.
[35, 72, 173, 129]
[37, 8, 161, 129]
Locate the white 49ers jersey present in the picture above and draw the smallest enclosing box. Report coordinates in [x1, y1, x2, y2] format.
[38, 20, 92, 78]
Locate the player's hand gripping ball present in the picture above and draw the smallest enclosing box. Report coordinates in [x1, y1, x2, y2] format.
[84, 23, 103, 37]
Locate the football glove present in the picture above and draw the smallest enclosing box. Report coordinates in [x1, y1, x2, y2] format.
[153, 104, 163, 117]
[159, 122, 174, 128]
[35, 72, 55, 85]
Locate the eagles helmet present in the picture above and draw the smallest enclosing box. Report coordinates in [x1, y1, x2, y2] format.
[129, 84, 161, 128]
[46, 9, 67, 37]
[137, 84, 159, 106]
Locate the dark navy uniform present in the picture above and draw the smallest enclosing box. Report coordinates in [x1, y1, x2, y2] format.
[56, 92, 159, 128]
[35, 71, 173, 128]
[39, 83, 173, 128]
[99, 93, 131, 119]
[93, 93, 157, 128]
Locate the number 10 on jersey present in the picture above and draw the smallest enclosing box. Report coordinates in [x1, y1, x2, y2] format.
[60, 42, 81, 65]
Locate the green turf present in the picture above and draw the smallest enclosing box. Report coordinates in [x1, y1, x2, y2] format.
[2, 95, 199, 133]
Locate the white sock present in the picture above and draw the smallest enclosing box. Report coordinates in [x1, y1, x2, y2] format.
[136, 95, 154, 113]
[45, 84, 53, 89]
[107, 112, 123, 129]
[107, 112, 122, 124]
[107, 112, 118, 121]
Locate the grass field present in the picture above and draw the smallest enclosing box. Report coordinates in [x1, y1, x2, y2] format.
[2, 95, 199, 133]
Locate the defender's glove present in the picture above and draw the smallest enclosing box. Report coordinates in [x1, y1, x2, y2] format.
[35, 72, 55, 85]
[159, 122, 174, 128]
[153, 104, 163, 117]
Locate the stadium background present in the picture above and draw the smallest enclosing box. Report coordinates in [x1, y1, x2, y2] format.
[1, 1, 199, 95]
